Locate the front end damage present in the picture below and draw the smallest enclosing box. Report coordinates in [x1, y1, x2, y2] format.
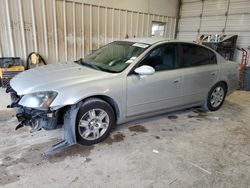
[6, 85, 81, 156]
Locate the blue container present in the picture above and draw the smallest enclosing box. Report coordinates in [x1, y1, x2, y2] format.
[244, 67, 250, 91]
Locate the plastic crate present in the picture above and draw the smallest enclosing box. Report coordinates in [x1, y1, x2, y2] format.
[0, 66, 24, 88]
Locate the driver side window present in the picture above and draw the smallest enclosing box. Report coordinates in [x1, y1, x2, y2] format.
[139, 44, 178, 71]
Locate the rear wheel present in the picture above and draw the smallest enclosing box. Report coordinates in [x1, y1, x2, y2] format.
[205, 83, 227, 111]
[76, 98, 115, 145]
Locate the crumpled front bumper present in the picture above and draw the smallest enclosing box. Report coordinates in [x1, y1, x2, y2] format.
[5, 84, 81, 156]
[6, 85, 59, 131]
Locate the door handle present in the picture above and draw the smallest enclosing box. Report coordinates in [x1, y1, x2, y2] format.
[211, 72, 217, 76]
[173, 79, 180, 83]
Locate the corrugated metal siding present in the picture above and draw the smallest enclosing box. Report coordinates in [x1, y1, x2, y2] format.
[177, 32, 198, 41]
[177, 0, 250, 62]
[200, 16, 226, 32]
[226, 15, 250, 32]
[229, 0, 250, 14]
[202, 0, 228, 16]
[177, 0, 201, 42]
[178, 17, 200, 32]
[0, 0, 176, 64]
[180, 1, 202, 17]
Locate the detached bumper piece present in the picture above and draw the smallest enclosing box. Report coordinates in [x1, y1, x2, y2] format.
[43, 103, 82, 156]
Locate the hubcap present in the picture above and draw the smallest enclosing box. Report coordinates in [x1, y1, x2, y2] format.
[210, 86, 224, 108]
[78, 109, 109, 141]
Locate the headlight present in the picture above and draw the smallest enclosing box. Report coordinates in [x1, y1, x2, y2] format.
[19, 91, 58, 109]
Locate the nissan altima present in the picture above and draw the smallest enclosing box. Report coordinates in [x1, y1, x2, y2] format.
[7, 38, 239, 149]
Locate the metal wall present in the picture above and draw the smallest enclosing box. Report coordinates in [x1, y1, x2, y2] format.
[0, 0, 177, 64]
[177, 0, 250, 62]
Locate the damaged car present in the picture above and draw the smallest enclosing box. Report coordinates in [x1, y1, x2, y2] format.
[7, 38, 239, 153]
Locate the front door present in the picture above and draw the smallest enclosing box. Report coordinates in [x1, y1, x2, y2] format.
[126, 43, 182, 117]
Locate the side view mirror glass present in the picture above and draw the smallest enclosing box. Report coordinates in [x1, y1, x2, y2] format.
[134, 65, 155, 75]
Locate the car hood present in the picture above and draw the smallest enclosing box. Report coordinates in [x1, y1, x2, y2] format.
[10, 62, 114, 95]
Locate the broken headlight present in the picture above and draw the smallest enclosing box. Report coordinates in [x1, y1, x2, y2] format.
[18, 91, 58, 109]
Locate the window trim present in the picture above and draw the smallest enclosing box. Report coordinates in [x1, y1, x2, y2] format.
[128, 42, 218, 76]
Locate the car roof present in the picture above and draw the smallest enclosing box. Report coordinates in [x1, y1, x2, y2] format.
[119, 37, 219, 56]
[120, 37, 199, 46]
[121, 37, 170, 45]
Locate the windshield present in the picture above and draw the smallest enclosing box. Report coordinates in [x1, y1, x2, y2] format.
[82, 41, 149, 73]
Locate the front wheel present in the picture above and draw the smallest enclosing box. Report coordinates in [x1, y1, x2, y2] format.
[76, 98, 115, 145]
[205, 83, 227, 111]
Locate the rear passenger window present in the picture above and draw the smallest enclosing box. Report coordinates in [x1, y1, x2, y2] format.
[180, 43, 217, 67]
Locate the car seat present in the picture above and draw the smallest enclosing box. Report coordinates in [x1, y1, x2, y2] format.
[155, 54, 174, 71]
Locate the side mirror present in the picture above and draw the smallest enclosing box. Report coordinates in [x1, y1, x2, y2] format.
[134, 65, 155, 75]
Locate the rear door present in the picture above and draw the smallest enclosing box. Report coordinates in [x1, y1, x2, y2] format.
[179, 43, 218, 105]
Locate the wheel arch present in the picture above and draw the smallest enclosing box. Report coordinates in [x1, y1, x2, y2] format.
[81, 95, 120, 121]
[215, 80, 228, 94]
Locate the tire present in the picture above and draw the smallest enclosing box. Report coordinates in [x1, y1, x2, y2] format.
[205, 82, 227, 111]
[76, 98, 115, 145]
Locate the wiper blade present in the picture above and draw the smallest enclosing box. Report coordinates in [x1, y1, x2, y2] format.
[86, 63, 102, 71]
[77, 59, 101, 71]
[76, 58, 118, 73]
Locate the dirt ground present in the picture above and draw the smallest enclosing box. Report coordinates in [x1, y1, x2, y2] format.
[0, 89, 250, 188]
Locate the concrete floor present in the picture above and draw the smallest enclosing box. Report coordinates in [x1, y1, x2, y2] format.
[0, 88, 250, 188]
[0, 89, 12, 121]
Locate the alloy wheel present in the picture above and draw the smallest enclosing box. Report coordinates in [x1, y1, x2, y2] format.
[78, 108, 110, 141]
[210, 86, 225, 108]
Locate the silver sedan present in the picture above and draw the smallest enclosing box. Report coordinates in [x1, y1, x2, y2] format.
[9, 38, 239, 147]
